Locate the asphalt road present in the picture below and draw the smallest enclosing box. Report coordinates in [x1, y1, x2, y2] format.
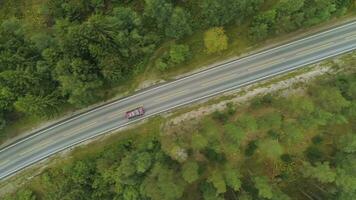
[0, 21, 356, 181]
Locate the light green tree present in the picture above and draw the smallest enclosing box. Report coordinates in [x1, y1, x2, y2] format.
[134, 152, 152, 173]
[336, 167, 356, 194]
[224, 123, 246, 147]
[204, 27, 228, 54]
[191, 133, 209, 150]
[182, 161, 200, 183]
[208, 170, 226, 194]
[338, 133, 356, 153]
[223, 167, 241, 192]
[254, 176, 273, 199]
[312, 87, 350, 113]
[258, 139, 284, 160]
[168, 44, 190, 64]
[302, 162, 336, 183]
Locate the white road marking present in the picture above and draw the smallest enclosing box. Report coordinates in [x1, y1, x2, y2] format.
[62, 121, 98, 136]
[0, 159, 9, 166]
[295, 42, 335, 56]
[19, 140, 53, 156]
[154, 90, 187, 102]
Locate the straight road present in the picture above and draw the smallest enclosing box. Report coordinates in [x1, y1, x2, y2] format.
[1, 21, 356, 180]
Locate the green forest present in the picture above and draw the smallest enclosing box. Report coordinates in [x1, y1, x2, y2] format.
[0, 0, 354, 140]
[4, 57, 356, 199]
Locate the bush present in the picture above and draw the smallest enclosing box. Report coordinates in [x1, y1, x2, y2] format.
[169, 44, 190, 64]
[212, 111, 229, 123]
[156, 44, 190, 71]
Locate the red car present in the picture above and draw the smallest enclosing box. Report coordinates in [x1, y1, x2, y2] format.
[125, 107, 145, 119]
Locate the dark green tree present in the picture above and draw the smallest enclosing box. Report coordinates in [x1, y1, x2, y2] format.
[144, 0, 173, 31]
[165, 7, 192, 39]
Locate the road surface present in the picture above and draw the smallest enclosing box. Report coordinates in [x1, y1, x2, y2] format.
[0, 21, 356, 180]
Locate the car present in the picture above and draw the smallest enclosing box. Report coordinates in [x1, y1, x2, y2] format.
[125, 106, 145, 119]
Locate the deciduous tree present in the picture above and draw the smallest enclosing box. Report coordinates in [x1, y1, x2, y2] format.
[204, 27, 228, 54]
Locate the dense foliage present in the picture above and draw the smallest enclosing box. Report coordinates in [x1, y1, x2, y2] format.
[0, 0, 352, 134]
[4, 67, 356, 199]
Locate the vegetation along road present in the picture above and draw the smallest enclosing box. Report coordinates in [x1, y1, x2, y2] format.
[0, 21, 355, 181]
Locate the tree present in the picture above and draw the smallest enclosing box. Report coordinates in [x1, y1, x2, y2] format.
[155, 58, 168, 71]
[200, 0, 234, 26]
[144, 0, 173, 31]
[336, 167, 356, 195]
[302, 162, 336, 183]
[191, 133, 209, 151]
[99, 55, 124, 83]
[346, 81, 356, 100]
[204, 27, 228, 54]
[248, 23, 269, 41]
[200, 0, 258, 27]
[55, 58, 103, 107]
[200, 181, 224, 200]
[14, 93, 62, 118]
[258, 139, 284, 160]
[223, 167, 241, 192]
[0, 87, 16, 111]
[302, 0, 337, 26]
[4, 188, 37, 200]
[30, 33, 55, 51]
[311, 86, 350, 113]
[0, 113, 5, 131]
[224, 123, 246, 147]
[123, 186, 140, 200]
[116, 154, 137, 184]
[168, 44, 190, 64]
[182, 161, 199, 183]
[134, 152, 152, 173]
[249, 10, 276, 41]
[141, 163, 186, 200]
[208, 170, 226, 194]
[0, 71, 40, 97]
[338, 133, 356, 153]
[276, 0, 305, 15]
[69, 160, 95, 186]
[165, 7, 192, 39]
[275, 0, 305, 32]
[254, 176, 273, 199]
